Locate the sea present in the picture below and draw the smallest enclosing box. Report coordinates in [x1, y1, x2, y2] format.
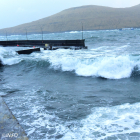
[0, 29, 140, 140]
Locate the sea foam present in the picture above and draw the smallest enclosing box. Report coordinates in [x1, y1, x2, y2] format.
[48, 50, 138, 79]
[0, 47, 21, 65]
[62, 103, 140, 140]
[1, 46, 140, 79]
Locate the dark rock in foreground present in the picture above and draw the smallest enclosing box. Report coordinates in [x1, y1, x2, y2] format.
[0, 59, 3, 67]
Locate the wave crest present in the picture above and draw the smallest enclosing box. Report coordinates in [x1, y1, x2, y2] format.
[49, 54, 140, 79]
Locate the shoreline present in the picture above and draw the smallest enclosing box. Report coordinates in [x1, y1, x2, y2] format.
[0, 96, 28, 140]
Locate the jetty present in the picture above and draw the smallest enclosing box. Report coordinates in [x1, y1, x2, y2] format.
[0, 39, 87, 54]
[0, 39, 86, 48]
[0, 96, 28, 140]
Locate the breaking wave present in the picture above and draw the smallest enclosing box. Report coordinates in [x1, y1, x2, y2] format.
[1, 46, 140, 79]
[0, 47, 21, 66]
[48, 50, 140, 79]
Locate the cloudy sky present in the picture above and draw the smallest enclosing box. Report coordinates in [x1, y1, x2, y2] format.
[0, 0, 140, 29]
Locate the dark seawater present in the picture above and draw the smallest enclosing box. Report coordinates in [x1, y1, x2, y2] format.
[0, 29, 140, 140]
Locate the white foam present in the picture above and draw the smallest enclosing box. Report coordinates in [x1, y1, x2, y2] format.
[0, 47, 7, 55]
[69, 31, 81, 34]
[1, 46, 139, 79]
[27, 128, 36, 136]
[0, 47, 22, 65]
[3, 46, 136, 79]
[47, 50, 137, 79]
[6, 88, 140, 140]
[2, 57, 21, 65]
[0, 92, 6, 96]
[62, 103, 140, 140]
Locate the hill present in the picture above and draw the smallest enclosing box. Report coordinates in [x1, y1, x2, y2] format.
[0, 4, 140, 35]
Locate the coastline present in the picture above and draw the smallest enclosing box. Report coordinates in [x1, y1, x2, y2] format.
[0, 96, 28, 140]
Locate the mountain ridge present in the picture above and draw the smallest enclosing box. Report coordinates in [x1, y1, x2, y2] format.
[0, 4, 140, 35]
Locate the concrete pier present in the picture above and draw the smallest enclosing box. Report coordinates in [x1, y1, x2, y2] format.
[0, 97, 28, 140]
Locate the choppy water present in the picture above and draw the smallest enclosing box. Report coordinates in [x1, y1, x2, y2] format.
[0, 29, 140, 140]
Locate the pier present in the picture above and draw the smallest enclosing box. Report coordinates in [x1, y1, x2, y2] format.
[0, 39, 86, 48]
[0, 39, 87, 54]
[0, 96, 28, 140]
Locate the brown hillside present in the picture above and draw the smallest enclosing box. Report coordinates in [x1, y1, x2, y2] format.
[0, 5, 140, 35]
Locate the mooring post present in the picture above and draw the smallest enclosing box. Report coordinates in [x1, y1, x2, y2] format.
[40, 27, 43, 42]
[25, 29, 28, 40]
[5, 30, 8, 46]
[6, 31, 8, 41]
[81, 22, 83, 40]
[15, 31, 19, 46]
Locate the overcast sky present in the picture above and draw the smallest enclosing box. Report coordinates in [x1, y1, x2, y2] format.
[0, 0, 140, 29]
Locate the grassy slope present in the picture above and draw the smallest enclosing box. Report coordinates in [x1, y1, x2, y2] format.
[0, 5, 140, 35]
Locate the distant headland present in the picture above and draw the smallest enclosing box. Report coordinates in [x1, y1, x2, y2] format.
[0, 4, 140, 35]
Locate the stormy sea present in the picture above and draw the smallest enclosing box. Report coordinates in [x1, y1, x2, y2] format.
[0, 29, 140, 140]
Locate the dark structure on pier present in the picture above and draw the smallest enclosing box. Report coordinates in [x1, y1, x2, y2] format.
[0, 40, 85, 48]
[16, 48, 41, 54]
